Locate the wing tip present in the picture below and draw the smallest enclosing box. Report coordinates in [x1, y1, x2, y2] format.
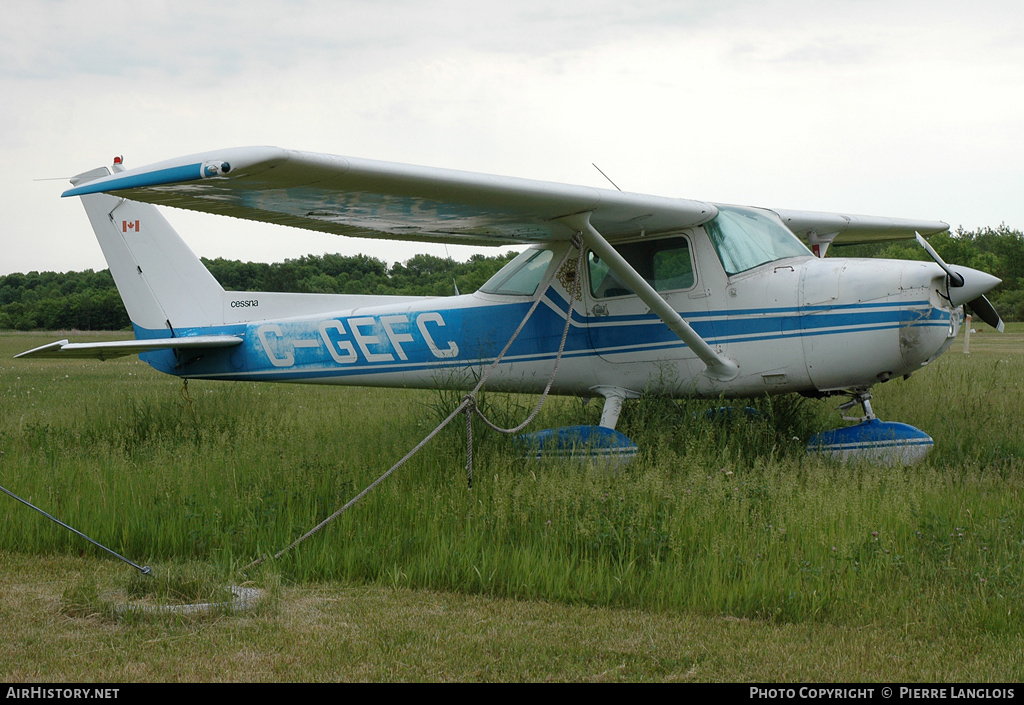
[61, 146, 292, 198]
[14, 340, 69, 359]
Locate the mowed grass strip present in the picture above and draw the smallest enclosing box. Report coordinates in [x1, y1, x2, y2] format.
[2, 550, 1022, 682]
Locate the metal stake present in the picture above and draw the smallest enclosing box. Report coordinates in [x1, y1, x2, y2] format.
[1, 483, 151, 575]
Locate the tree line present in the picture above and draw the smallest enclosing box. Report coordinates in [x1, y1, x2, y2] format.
[1, 225, 1022, 332]
[0, 251, 518, 331]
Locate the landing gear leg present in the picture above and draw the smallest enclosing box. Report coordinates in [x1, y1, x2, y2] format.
[838, 391, 876, 422]
[595, 387, 627, 429]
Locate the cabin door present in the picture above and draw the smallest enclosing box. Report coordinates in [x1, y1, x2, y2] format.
[582, 232, 709, 365]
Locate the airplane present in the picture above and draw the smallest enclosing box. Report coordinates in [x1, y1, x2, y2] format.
[15, 146, 1005, 464]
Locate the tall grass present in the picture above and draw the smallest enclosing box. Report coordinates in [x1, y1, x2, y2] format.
[2, 329, 1023, 637]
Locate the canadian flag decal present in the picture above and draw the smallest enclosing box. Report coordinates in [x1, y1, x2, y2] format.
[122, 220, 140, 233]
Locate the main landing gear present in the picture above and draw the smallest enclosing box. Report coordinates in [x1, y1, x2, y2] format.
[514, 386, 639, 468]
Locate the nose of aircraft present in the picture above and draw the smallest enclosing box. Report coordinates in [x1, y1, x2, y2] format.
[943, 264, 1001, 308]
[916, 233, 1005, 332]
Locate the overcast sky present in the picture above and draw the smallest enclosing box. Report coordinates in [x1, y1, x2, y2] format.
[1, 0, 1022, 276]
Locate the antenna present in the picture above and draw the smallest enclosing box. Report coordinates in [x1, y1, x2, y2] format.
[443, 243, 460, 295]
[592, 163, 622, 192]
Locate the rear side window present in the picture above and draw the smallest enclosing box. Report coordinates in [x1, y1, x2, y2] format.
[479, 248, 554, 296]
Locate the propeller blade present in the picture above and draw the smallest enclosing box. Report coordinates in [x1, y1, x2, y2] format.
[967, 295, 1005, 333]
[915, 232, 1002, 308]
[916, 233, 964, 286]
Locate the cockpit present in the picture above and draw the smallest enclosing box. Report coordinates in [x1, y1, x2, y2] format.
[479, 204, 812, 298]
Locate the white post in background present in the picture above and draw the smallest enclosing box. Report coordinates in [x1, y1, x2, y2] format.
[963, 313, 972, 354]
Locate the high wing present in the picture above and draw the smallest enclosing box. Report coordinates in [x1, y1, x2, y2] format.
[63, 146, 948, 247]
[15, 336, 243, 361]
[769, 208, 948, 246]
[62, 147, 718, 245]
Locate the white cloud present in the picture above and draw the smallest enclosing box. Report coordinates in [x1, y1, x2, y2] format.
[1, 0, 1022, 275]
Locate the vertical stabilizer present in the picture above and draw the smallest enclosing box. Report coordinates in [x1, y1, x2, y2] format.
[71, 166, 225, 333]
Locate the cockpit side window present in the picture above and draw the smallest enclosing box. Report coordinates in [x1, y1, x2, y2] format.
[588, 235, 695, 299]
[705, 206, 811, 275]
[479, 248, 554, 296]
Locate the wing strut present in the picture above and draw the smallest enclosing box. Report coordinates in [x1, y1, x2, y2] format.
[560, 212, 739, 381]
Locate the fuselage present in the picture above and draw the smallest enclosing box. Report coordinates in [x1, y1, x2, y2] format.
[138, 215, 963, 403]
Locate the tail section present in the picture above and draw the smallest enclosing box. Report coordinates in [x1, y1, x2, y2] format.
[19, 160, 432, 366]
[68, 160, 438, 338]
[71, 165, 225, 334]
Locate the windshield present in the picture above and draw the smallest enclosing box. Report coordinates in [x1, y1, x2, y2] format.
[479, 247, 554, 296]
[704, 206, 811, 275]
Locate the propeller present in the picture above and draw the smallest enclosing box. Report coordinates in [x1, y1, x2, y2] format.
[915, 233, 1004, 332]
[966, 294, 1005, 332]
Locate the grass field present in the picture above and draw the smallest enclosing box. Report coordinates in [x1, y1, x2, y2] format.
[1, 325, 1023, 682]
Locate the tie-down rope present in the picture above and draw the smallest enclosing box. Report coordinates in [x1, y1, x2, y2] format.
[245, 235, 585, 570]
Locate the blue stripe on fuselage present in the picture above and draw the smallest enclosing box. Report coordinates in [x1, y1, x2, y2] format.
[131, 297, 948, 381]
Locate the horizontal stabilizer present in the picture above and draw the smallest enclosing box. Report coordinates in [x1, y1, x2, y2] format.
[15, 336, 243, 361]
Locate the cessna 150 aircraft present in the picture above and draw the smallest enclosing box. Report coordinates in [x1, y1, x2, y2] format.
[16, 147, 1004, 463]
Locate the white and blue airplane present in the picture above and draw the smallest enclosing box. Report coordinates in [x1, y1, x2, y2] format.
[16, 147, 1004, 462]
